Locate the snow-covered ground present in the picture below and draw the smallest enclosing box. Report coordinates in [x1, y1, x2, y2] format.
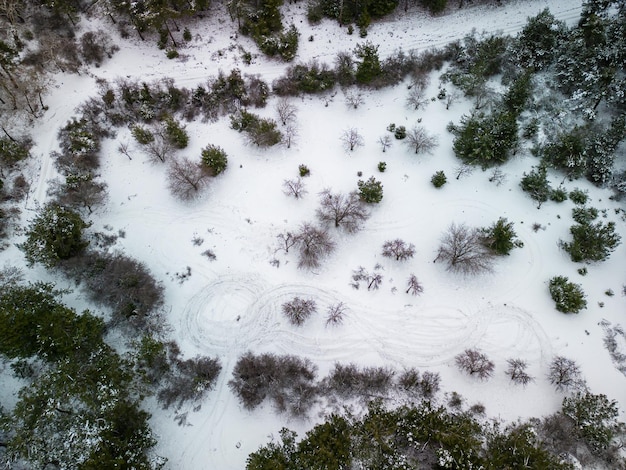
[5, 0, 626, 468]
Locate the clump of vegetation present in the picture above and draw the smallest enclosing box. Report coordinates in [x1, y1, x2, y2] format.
[431, 170, 447, 188]
[548, 276, 587, 314]
[200, 144, 228, 175]
[561, 221, 621, 263]
[357, 176, 383, 203]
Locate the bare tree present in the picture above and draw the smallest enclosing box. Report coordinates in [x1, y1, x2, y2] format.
[47, 174, 108, 214]
[406, 86, 428, 110]
[316, 189, 370, 233]
[146, 133, 174, 163]
[455, 349, 495, 380]
[282, 123, 298, 149]
[118, 141, 132, 160]
[378, 135, 392, 152]
[405, 126, 438, 155]
[340, 128, 364, 152]
[275, 98, 297, 125]
[282, 297, 317, 326]
[505, 358, 534, 386]
[167, 157, 209, 200]
[295, 222, 335, 269]
[345, 91, 364, 109]
[326, 302, 347, 327]
[548, 356, 585, 392]
[434, 223, 494, 275]
[445, 90, 461, 110]
[277, 231, 298, 253]
[382, 239, 416, 261]
[282, 178, 307, 199]
[406, 274, 424, 295]
[454, 164, 474, 180]
[488, 168, 506, 186]
[367, 272, 383, 290]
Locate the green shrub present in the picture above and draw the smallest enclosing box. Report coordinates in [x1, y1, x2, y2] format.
[569, 188, 588, 205]
[131, 125, 154, 145]
[357, 176, 383, 203]
[550, 186, 568, 202]
[183, 27, 192, 41]
[431, 171, 447, 188]
[299, 164, 311, 177]
[201, 144, 228, 176]
[165, 117, 189, 148]
[548, 276, 587, 313]
[394, 125, 406, 139]
[571, 206, 598, 224]
[166, 49, 179, 59]
[561, 221, 621, 263]
[480, 217, 523, 256]
[378, 161, 387, 172]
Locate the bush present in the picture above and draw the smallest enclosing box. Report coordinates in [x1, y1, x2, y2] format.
[420, 0, 447, 15]
[200, 144, 228, 175]
[548, 356, 583, 392]
[0, 137, 31, 168]
[431, 170, 447, 188]
[571, 206, 598, 224]
[569, 188, 589, 205]
[550, 186, 568, 202]
[394, 125, 407, 139]
[316, 190, 370, 232]
[19, 204, 90, 267]
[561, 221, 621, 263]
[282, 297, 317, 326]
[381, 239, 415, 261]
[480, 217, 523, 256]
[357, 176, 383, 203]
[377, 161, 386, 172]
[164, 117, 189, 148]
[520, 166, 551, 207]
[548, 276, 587, 314]
[131, 125, 155, 145]
[299, 164, 310, 177]
[435, 223, 494, 275]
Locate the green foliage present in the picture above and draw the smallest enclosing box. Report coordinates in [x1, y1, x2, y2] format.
[377, 161, 386, 172]
[561, 220, 621, 262]
[513, 8, 567, 70]
[200, 144, 228, 175]
[0, 283, 104, 361]
[569, 188, 589, 205]
[451, 111, 518, 167]
[164, 116, 189, 148]
[131, 125, 155, 145]
[273, 61, 337, 95]
[166, 49, 179, 59]
[548, 276, 587, 313]
[354, 41, 382, 84]
[562, 391, 622, 453]
[502, 72, 533, 115]
[420, 0, 447, 14]
[550, 186, 568, 202]
[520, 166, 551, 207]
[0, 137, 31, 168]
[541, 128, 587, 179]
[394, 125, 406, 139]
[231, 109, 282, 147]
[299, 164, 311, 177]
[183, 27, 192, 41]
[480, 217, 523, 256]
[357, 176, 383, 203]
[572, 206, 599, 224]
[431, 170, 447, 188]
[258, 24, 300, 61]
[18, 204, 90, 267]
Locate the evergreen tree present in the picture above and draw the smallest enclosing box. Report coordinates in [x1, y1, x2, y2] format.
[354, 42, 382, 84]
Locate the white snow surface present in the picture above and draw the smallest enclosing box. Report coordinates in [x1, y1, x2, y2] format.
[4, 0, 626, 468]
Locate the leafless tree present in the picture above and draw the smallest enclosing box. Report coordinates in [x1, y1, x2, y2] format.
[275, 98, 297, 125]
[368, 272, 383, 290]
[505, 358, 534, 386]
[382, 239, 416, 261]
[455, 349, 495, 380]
[406, 274, 424, 295]
[316, 189, 370, 233]
[548, 356, 585, 392]
[378, 135, 392, 152]
[434, 223, 494, 275]
[345, 91, 364, 109]
[406, 86, 429, 110]
[282, 123, 298, 149]
[282, 297, 317, 326]
[282, 178, 307, 199]
[167, 157, 209, 200]
[488, 168, 506, 186]
[277, 231, 298, 253]
[146, 133, 175, 163]
[47, 174, 108, 214]
[340, 127, 364, 152]
[405, 126, 438, 155]
[419, 371, 441, 398]
[445, 90, 461, 110]
[118, 141, 132, 160]
[326, 302, 347, 327]
[454, 164, 474, 180]
[295, 222, 335, 269]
